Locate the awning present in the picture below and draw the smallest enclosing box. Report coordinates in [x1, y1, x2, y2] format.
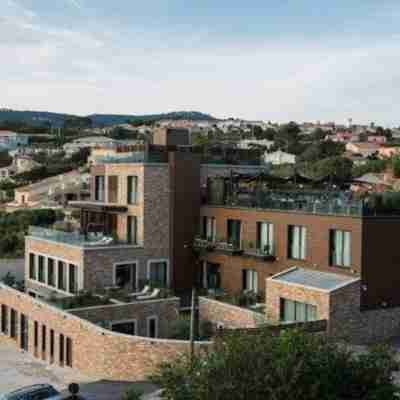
[69, 201, 128, 213]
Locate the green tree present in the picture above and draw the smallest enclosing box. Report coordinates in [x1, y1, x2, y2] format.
[314, 156, 353, 183]
[311, 127, 326, 141]
[274, 122, 300, 153]
[392, 156, 400, 178]
[152, 330, 398, 400]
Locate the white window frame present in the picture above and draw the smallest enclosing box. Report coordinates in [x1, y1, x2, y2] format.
[244, 269, 258, 292]
[288, 225, 307, 260]
[146, 316, 159, 338]
[146, 259, 170, 287]
[111, 319, 137, 336]
[113, 260, 139, 291]
[257, 221, 274, 255]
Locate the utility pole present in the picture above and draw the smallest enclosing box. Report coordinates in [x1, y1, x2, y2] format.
[189, 286, 196, 366]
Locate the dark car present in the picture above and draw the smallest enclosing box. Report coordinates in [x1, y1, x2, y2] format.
[0, 384, 59, 400]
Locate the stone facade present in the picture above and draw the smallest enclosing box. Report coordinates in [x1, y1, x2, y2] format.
[0, 284, 211, 381]
[198, 297, 265, 329]
[266, 276, 400, 344]
[70, 297, 180, 338]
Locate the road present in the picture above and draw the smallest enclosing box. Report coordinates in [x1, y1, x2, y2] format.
[0, 340, 160, 399]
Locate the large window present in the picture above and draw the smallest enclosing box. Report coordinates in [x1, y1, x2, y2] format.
[257, 222, 274, 255]
[288, 225, 307, 260]
[330, 230, 351, 268]
[202, 216, 216, 241]
[1, 305, 8, 334]
[69, 264, 78, 294]
[149, 261, 168, 287]
[127, 176, 138, 204]
[94, 176, 105, 201]
[47, 258, 55, 287]
[38, 255, 45, 283]
[127, 216, 138, 244]
[10, 309, 17, 340]
[66, 337, 73, 367]
[242, 269, 257, 292]
[114, 263, 136, 291]
[58, 261, 67, 291]
[29, 253, 36, 280]
[227, 219, 241, 248]
[108, 176, 119, 203]
[280, 298, 317, 323]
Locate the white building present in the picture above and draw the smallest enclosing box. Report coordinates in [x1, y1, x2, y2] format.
[263, 150, 296, 165]
[237, 139, 274, 150]
[63, 136, 118, 156]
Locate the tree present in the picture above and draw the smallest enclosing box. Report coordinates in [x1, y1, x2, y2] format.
[316, 156, 353, 183]
[392, 156, 400, 178]
[311, 127, 326, 141]
[300, 141, 345, 163]
[152, 330, 399, 400]
[274, 122, 300, 153]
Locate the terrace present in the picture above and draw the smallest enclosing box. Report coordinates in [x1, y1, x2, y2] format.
[28, 226, 140, 248]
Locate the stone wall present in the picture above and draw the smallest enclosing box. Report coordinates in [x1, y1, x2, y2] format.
[0, 284, 211, 381]
[266, 277, 400, 344]
[70, 297, 180, 338]
[199, 296, 265, 329]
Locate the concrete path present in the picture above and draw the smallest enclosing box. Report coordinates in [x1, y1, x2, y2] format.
[0, 341, 160, 399]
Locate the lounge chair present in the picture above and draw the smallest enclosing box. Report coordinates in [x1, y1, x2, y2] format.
[128, 285, 151, 298]
[137, 288, 160, 301]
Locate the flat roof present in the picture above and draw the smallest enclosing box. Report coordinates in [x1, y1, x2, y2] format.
[270, 267, 359, 292]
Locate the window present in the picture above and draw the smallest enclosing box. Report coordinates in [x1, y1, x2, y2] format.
[147, 316, 158, 338]
[47, 258, 55, 287]
[94, 176, 105, 201]
[69, 264, 78, 294]
[58, 261, 66, 291]
[114, 263, 136, 291]
[59, 334, 65, 365]
[227, 219, 241, 248]
[127, 176, 138, 204]
[202, 216, 216, 241]
[1, 304, 8, 334]
[66, 337, 73, 367]
[50, 329, 55, 362]
[149, 261, 168, 287]
[288, 225, 307, 260]
[108, 175, 119, 203]
[38, 255, 45, 283]
[242, 269, 258, 292]
[29, 253, 36, 280]
[112, 320, 137, 336]
[10, 309, 17, 339]
[257, 222, 274, 255]
[330, 230, 351, 267]
[127, 216, 138, 244]
[280, 299, 317, 323]
[20, 314, 28, 351]
[42, 325, 46, 354]
[34, 321, 39, 352]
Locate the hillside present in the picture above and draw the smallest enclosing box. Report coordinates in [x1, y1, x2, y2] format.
[0, 109, 217, 128]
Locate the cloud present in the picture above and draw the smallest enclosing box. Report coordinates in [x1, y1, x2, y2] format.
[1, 2, 400, 126]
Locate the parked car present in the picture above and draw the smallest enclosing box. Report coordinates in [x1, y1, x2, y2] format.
[47, 395, 93, 400]
[0, 384, 59, 400]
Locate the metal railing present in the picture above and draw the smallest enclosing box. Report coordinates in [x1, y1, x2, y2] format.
[206, 190, 365, 217]
[28, 226, 133, 248]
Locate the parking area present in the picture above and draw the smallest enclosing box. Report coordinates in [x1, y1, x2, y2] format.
[0, 341, 160, 399]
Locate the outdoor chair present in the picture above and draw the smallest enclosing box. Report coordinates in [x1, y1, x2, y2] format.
[137, 288, 160, 301]
[128, 285, 151, 298]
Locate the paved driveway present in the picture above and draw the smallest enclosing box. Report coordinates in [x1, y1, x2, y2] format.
[0, 341, 160, 399]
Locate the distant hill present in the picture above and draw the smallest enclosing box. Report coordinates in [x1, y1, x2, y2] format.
[0, 109, 217, 129]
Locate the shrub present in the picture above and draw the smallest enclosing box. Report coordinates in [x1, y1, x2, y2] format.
[152, 330, 399, 400]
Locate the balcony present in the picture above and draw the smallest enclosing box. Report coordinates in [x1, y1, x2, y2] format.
[28, 226, 140, 249]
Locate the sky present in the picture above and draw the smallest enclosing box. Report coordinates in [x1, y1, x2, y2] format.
[1, 0, 400, 126]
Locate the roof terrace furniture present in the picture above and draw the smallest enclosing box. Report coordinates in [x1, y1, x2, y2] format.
[137, 288, 160, 301]
[128, 285, 151, 298]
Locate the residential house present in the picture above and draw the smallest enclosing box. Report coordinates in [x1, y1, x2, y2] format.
[0, 130, 30, 151]
[345, 142, 381, 158]
[237, 139, 274, 150]
[263, 150, 296, 165]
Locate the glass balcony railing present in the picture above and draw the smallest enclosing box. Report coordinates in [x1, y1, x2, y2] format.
[28, 226, 139, 248]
